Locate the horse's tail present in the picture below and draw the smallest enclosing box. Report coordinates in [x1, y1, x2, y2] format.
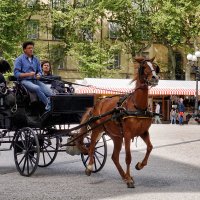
[75, 107, 93, 154]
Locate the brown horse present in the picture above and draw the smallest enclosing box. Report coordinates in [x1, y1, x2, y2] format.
[77, 57, 159, 188]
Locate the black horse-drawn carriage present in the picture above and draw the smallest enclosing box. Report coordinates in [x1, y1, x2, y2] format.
[0, 76, 107, 176]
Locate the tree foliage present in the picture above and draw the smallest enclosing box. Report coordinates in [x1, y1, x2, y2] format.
[51, 0, 121, 77]
[0, 0, 27, 61]
[150, 0, 200, 79]
[1, 0, 200, 79]
[101, 0, 153, 57]
[0, 0, 47, 63]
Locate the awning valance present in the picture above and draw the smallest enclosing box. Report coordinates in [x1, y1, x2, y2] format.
[75, 79, 199, 96]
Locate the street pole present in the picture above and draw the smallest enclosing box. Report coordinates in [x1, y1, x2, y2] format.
[187, 51, 200, 118]
[195, 71, 198, 116]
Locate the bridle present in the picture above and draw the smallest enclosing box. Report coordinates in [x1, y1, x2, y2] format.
[138, 60, 159, 86]
[125, 60, 160, 111]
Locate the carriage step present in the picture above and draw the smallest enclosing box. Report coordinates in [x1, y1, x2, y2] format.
[0, 148, 11, 151]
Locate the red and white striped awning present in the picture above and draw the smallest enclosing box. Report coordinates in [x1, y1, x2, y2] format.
[75, 86, 133, 94]
[75, 79, 200, 96]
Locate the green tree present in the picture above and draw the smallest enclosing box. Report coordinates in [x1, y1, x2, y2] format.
[94, 0, 153, 60]
[0, 0, 47, 64]
[150, 0, 200, 79]
[51, 0, 122, 77]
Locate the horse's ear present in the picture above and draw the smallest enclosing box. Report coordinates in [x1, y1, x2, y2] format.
[135, 57, 145, 63]
[153, 63, 160, 74]
[156, 65, 160, 74]
[150, 56, 155, 62]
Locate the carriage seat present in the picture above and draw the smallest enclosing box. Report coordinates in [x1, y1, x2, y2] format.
[8, 76, 38, 104]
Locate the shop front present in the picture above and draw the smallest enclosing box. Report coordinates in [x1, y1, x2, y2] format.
[75, 79, 199, 122]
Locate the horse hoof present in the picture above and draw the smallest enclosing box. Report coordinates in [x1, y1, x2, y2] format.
[127, 182, 135, 188]
[85, 168, 92, 176]
[135, 162, 141, 170]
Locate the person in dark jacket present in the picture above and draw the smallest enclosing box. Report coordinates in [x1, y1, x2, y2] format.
[0, 59, 11, 83]
[0, 59, 15, 108]
[41, 60, 52, 76]
[0, 59, 11, 93]
[178, 98, 185, 125]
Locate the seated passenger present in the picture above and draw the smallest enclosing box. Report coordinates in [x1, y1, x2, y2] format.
[41, 60, 52, 76]
[41, 60, 66, 94]
[14, 41, 53, 111]
[41, 60, 74, 94]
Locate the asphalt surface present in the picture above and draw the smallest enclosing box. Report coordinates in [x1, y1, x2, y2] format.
[0, 124, 200, 200]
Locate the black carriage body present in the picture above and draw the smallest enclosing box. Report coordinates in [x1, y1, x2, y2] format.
[1, 77, 108, 177]
[51, 95, 94, 114]
[41, 95, 94, 127]
[0, 110, 12, 129]
[0, 93, 13, 129]
[1, 75, 94, 129]
[0, 83, 107, 176]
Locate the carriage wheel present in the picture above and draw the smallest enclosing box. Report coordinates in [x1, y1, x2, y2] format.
[13, 127, 40, 177]
[35, 129, 59, 168]
[81, 134, 107, 173]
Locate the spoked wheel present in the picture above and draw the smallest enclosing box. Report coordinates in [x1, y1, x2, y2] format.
[13, 127, 40, 176]
[35, 129, 59, 168]
[81, 134, 107, 173]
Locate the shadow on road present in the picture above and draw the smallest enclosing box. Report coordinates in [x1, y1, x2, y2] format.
[0, 138, 200, 200]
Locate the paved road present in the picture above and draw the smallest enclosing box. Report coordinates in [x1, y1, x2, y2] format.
[0, 125, 200, 200]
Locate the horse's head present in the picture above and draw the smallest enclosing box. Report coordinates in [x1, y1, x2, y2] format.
[135, 57, 160, 86]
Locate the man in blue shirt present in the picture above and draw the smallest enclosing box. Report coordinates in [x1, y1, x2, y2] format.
[14, 41, 53, 111]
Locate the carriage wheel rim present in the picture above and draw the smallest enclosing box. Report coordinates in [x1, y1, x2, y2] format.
[34, 128, 59, 168]
[38, 136, 59, 167]
[81, 134, 107, 173]
[13, 127, 40, 176]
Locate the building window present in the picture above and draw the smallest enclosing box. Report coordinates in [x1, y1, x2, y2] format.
[51, 0, 70, 9]
[52, 0, 61, 9]
[140, 29, 150, 40]
[108, 22, 120, 39]
[108, 52, 121, 69]
[52, 24, 65, 40]
[27, 0, 37, 8]
[81, 29, 93, 41]
[57, 61, 64, 70]
[27, 20, 39, 39]
[50, 47, 65, 70]
[75, 0, 93, 7]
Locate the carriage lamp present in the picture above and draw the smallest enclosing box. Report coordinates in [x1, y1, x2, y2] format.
[187, 51, 200, 117]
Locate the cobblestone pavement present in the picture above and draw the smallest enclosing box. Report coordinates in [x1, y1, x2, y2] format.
[0, 124, 200, 200]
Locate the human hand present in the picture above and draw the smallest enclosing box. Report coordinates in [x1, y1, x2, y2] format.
[29, 72, 35, 77]
[36, 73, 41, 80]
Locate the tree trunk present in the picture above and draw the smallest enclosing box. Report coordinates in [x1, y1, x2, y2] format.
[167, 45, 176, 80]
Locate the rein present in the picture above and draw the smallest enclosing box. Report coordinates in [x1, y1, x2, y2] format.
[41, 76, 135, 95]
[117, 83, 148, 110]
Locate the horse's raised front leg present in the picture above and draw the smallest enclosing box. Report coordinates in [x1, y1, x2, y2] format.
[135, 131, 153, 170]
[124, 137, 135, 188]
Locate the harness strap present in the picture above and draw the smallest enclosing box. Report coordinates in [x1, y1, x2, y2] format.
[117, 94, 130, 107]
[123, 116, 152, 119]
